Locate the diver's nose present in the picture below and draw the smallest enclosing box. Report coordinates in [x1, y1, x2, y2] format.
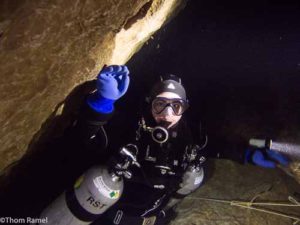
[161, 106, 174, 116]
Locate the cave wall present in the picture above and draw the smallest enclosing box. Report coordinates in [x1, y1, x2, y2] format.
[0, 0, 186, 172]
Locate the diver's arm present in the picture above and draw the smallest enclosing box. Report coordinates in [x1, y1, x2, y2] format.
[72, 98, 114, 144]
[72, 65, 130, 147]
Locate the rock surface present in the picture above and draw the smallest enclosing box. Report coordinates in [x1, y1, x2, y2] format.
[171, 160, 300, 225]
[0, 0, 186, 172]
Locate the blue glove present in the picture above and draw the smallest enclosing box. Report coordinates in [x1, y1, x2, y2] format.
[245, 148, 289, 168]
[87, 65, 130, 113]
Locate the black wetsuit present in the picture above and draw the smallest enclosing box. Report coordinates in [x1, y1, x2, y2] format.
[61, 97, 206, 225]
[65, 95, 246, 225]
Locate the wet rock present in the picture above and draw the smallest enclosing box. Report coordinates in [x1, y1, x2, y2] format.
[172, 160, 300, 225]
[0, 0, 186, 173]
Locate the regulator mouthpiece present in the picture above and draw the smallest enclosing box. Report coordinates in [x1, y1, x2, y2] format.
[151, 126, 169, 144]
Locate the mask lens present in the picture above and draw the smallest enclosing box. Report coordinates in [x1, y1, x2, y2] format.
[152, 98, 188, 115]
[152, 99, 167, 114]
[171, 101, 184, 115]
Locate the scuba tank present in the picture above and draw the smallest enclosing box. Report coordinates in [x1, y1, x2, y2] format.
[178, 143, 206, 196]
[38, 145, 139, 225]
[161, 144, 206, 213]
[161, 165, 205, 213]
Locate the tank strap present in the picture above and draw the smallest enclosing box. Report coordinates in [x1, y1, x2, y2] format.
[65, 188, 101, 222]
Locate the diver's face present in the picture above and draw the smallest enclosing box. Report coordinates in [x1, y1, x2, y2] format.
[151, 92, 183, 129]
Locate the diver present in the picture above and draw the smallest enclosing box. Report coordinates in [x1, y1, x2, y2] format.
[41, 65, 290, 225]
[83, 65, 206, 225]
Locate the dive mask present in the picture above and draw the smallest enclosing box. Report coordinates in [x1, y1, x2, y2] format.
[152, 97, 189, 116]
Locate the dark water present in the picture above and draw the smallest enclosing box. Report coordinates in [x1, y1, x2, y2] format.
[125, 0, 300, 144]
